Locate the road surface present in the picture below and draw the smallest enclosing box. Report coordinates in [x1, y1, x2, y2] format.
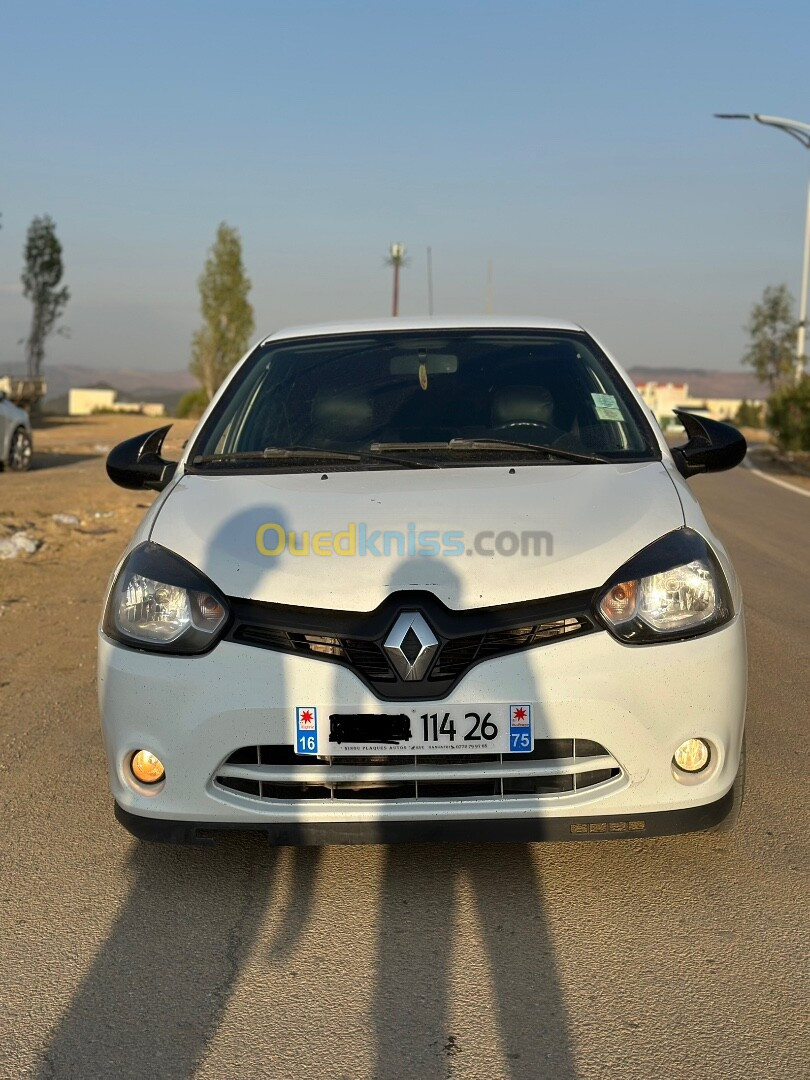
[1, 457, 808, 1079]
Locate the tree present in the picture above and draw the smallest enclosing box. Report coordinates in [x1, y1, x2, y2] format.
[175, 387, 209, 420]
[767, 376, 810, 451]
[190, 223, 254, 401]
[734, 399, 764, 428]
[21, 215, 69, 379]
[742, 284, 797, 390]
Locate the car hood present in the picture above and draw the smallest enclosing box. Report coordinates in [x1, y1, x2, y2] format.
[149, 463, 684, 610]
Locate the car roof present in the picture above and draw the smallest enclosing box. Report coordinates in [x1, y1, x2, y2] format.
[261, 315, 585, 344]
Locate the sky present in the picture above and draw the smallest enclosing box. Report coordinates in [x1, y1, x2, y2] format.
[2, 0, 809, 375]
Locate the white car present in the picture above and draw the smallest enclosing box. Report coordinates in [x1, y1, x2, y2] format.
[99, 317, 747, 845]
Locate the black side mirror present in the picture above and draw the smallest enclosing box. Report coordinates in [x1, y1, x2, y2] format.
[106, 425, 178, 491]
[671, 410, 747, 479]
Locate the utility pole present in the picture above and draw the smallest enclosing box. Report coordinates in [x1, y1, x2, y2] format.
[485, 259, 494, 315]
[386, 242, 406, 317]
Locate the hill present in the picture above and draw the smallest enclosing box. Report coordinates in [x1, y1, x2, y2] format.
[627, 367, 767, 400]
[2, 361, 770, 416]
[0, 363, 196, 415]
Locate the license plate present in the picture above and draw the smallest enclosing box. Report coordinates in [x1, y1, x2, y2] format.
[294, 704, 533, 756]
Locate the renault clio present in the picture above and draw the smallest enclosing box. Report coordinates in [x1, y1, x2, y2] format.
[99, 317, 747, 845]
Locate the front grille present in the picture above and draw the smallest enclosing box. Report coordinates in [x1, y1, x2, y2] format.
[429, 618, 588, 681]
[233, 627, 395, 682]
[227, 589, 599, 700]
[214, 739, 622, 803]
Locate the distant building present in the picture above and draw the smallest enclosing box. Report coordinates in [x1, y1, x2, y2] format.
[68, 387, 165, 418]
[634, 382, 687, 421]
[0, 375, 47, 410]
[634, 381, 763, 425]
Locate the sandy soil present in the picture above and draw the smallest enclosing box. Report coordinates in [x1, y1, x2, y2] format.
[0, 415, 197, 603]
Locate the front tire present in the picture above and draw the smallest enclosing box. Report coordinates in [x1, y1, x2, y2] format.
[8, 427, 32, 471]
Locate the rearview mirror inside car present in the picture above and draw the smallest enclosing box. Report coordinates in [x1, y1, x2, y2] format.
[671, 410, 747, 478]
[390, 353, 458, 375]
[106, 425, 178, 491]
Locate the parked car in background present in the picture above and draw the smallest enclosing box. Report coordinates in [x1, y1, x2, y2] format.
[99, 316, 748, 846]
[0, 375, 46, 412]
[0, 391, 33, 472]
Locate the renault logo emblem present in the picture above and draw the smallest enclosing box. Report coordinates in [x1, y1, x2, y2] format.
[383, 612, 439, 681]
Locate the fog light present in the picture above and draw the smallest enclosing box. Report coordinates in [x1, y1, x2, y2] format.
[131, 750, 165, 784]
[673, 738, 710, 773]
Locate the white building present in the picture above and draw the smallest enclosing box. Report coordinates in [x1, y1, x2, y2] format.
[68, 388, 165, 418]
[634, 382, 763, 425]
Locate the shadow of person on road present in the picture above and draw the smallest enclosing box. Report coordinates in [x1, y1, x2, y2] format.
[36, 837, 274, 1078]
[374, 843, 575, 1079]
[37, 500, 322, 1078]
[371, 557, 578, 1080]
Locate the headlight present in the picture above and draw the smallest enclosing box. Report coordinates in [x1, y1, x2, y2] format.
[596, 529, 733, 643]
[103, 542, 229, 654]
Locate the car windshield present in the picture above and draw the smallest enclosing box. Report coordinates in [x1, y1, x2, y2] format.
[190, 330, 658, 469]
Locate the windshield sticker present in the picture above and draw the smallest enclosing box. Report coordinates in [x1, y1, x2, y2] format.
[591, 393, 625, 422]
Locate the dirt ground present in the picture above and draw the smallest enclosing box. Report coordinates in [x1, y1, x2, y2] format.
[0, 416, 197, 643]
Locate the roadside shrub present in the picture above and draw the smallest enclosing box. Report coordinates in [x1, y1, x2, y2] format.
[175, 388, 209, 419]
[767, 375, 810, 451]
[734, 400, 764, 428]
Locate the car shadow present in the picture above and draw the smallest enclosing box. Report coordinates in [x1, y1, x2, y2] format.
[29, 452, 101, 471]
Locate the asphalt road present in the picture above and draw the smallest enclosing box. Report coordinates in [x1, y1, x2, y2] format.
[1, 462, 808, 1080]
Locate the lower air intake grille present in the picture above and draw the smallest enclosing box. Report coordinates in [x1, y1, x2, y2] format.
[214, 739, 622, 803]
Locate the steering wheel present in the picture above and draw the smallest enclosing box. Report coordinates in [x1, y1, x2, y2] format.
[490, 420, 562, 441]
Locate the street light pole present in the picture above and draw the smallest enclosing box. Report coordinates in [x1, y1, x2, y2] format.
[715, 113, 810, 379]
[799, 179, 810, 366]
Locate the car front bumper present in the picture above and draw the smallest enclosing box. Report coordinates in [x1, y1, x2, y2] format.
[98, 611, 747, 844]
[113, 788, 737, 845]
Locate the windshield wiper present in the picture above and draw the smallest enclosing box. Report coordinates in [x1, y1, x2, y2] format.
[449, 438, 608, 464]
[370, 439, 608, 464]
[192, 446, 439, 469]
